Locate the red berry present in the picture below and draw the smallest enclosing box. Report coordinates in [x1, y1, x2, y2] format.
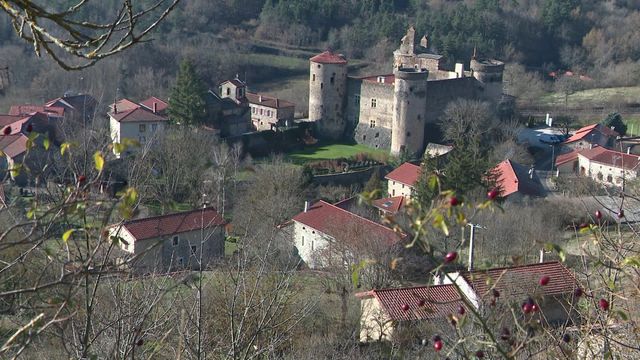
[487, 188, 498, 200]
[492, 288, 500, 298]
[531, 303, 539, 312]
[617, 210, 624, 218]
[522, 303, 533, 314]
[449, 196, 459, 206]
[574, 287, 583, 297]
[26, 123, 33, 133]
[599, 298, 609, 311]
[579, 223, 589, 229]
[3, 126, 11, 135]
[476, 350, 485, 358]
[417, 299, 425, 307]
[444, 251, 458, 263]
[458, 305, 466, 315]
[539, 276, 550, 286]
[595, 210, 602, 220]
[401, 303, 410, 311]
[77, 175, 86, 184]
[433, 339, 443, 351]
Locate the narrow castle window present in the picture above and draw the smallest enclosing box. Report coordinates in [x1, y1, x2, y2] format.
[330, 73, 335, 84]
[312, 74, 316, 81]
[369, 119, 376, 128]
[407, 131, 411, 137]
[354, 95, 360, 105]
[371, 98, 377, 108]
[321, 83, 324, 89]
[226, 88, 231, 95]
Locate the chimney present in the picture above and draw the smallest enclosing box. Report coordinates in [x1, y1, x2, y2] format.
[114, 103, 117, 114]
[153, 102, 157, 114]
[276, 98, 279, 108]
[304, 201, 310, 213]
[628, 147, 631, 154]
[258, 95, 262, 103]
[539, 249, 545, 263]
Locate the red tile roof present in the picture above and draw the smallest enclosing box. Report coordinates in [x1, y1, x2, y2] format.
[356, 284, 464, 321]
[310, 51, 347, 64]
[109, 107, 168, 123]
[579, 146, 640, 170]
[372, 196, 405, 214]
[489, 159, 541, 197]
[0, 115, 24, 128]
[292, 200, 404, 246]
[139, 97, 168, 113]
[555, 150, 579, 166]
[0, 134, 28, 158]
[246, 92, 295, 109]
[360, 74, 396, 85]
[385, 162, 421, 187]
[111, 98, 140, 113]
[118, 208, 226, 241]
[9, 105, 64, 117]
[462, 261, 579, 300]
[0, 117, 30, 136]
[564, 124, 618, 144]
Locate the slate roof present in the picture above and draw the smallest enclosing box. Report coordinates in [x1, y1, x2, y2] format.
[310, 51, 347, 64]
[246, 92, 295, 109]
[489, 159, 542, 197]
[461, 261, 579, 300]
[109, 107, 168, 123]
[372, 196, 405, 214]
[117, 208, 226, 242]
[385, 162, 421, 187]
[356, 284, 464, 321]
[579, 146, 640, 170]
[292, 200, 404, 246]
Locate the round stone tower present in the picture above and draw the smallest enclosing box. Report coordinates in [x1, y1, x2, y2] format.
[308, 51, 348, 140]
[470, 58, 505, 101]
[391, 67, 428, 156]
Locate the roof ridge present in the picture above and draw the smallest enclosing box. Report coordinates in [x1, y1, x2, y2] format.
[465, 261, 564, 274]
[372, 283, 456, 293]
[123, 207, 221, 226]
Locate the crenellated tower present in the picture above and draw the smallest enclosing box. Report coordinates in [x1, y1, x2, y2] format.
[391, 67, 428, 156]
[308, 51, 348, 140]
[470, 57, 505, 101]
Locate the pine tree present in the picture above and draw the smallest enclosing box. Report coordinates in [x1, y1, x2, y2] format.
[412, 154, 445, 206]
[168, 60, 207, 126]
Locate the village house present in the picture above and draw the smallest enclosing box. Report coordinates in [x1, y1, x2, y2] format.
[555, 146, 640, 187]
[107, 208, 227, 274]
[291, 200, 405, 269]
[489, 159, 544, 200]
[207, 80, 252, 137]
[440, 261, 581, 326]
[385, 162, 421, 199]
[218, 78, 296, 132]
[108, 97, 169, 157]
[561, 123, 618, 151]
[356, 284, 464, 343]
[0, 133, 28, 185]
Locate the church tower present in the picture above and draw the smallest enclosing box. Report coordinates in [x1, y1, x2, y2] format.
[308, 51, 348, 140]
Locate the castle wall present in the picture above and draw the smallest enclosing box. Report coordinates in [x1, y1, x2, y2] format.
[423, 77, 481, 142]
[309, 61, 348, 139]
[348, 78, 394, 150]
[391, 68, 428, 156]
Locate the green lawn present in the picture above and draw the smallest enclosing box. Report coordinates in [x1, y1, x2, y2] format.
[537, 86, 640, 108]
[286, 143, 388, 163]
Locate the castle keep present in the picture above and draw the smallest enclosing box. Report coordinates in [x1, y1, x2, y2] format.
[308, 27, 505, 156]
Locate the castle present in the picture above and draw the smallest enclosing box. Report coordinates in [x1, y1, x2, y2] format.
[308, 27, 505, 156]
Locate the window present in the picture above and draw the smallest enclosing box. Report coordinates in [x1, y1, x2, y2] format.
[139, 124, 146, 132]
[375, 132, 379, 138]
[597, 172, 603, 181]
[392, 189, 396, 196]
[172, 236, 179, 246]
[369, 119, 376, 128]
[607, 174, 613, 183]
[371, 98, 377, 108]
[312, 74, 316, 81]
[311, 241, 314, 251]
[177, 257, 184, 267]
[191, 245, 197, 256]
[226, 88, 231, 96]
[354, 95, 360, 106]
[330, 74, 335, 84]
[301, 236, 305, 246]
[406, 131, 411, 137]
[317, 64, 321, 68]
[151, 124, 157, 131]
[321, 83, 324, 89]
[138, 136, 146, 143]
[260, 108, 263, 115]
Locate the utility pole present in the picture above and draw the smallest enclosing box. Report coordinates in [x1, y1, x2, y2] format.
[467, 223, 485, 271]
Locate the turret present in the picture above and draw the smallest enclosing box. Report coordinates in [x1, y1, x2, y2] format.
[308, 51, 348, 140]
[391, 67, 428, 156]
[470, 58, 504, 101]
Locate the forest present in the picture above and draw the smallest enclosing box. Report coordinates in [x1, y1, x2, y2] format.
[1, 0, 640, 113]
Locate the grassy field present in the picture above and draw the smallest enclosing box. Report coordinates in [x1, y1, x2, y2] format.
[537, 86, 640, 108]
[286, 142, 388, 163]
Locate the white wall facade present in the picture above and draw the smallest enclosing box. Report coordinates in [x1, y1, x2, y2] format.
[293, 220, 330, 269]
[387, 180, 413, 199]
[109, 116, 165, 157]
[578, 155, 639, 187]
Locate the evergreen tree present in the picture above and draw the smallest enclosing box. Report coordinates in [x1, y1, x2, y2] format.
[602, 112, 627, 136]
[412, 154, 444, 206]
[168, 60, 207, 126]
[443, 141, 489, 196]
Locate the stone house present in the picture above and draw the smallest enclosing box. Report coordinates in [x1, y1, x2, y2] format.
[108, 97, 168, 157]
[385, 162, 421, 199]
[555, 146, 640, 187]
[440, 261, 581, 326]
[488, 159, 544, 200]
[291, 200, 405, 269]
[561, 123, 618, 151]
[246, 92, 295, 131]
[107, 208, 227, 274]
[355, 284, 464, 343]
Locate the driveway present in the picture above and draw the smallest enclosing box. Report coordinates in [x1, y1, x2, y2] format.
[517, 126, 566, 149]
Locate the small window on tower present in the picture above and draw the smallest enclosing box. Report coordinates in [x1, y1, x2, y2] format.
[369, 119, 376, 128]
[407, 131, 411, 137]
[321, 83, 324, 89]
[312, 74, 316, 81]
[226, 88, 231, 96]
[371, 99, 377, 108]
[354, 95, 360, 105]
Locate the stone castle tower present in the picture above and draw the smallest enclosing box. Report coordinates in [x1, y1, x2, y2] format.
[308, 51, 348, 140]
[470, 57, 505, 101]
[391, 67, 428, 156]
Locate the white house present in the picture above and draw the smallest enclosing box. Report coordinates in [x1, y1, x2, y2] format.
[556, 146, 640, 187]
[109, 97, 168, 157]
[291, 200, 404, 269]
[107, 208, 227, 274]
[385, 162, 421, 199]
